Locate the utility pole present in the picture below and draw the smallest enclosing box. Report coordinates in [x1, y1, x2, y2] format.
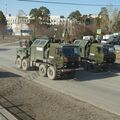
[5, 0, 7, 16]
[63, 18, 70, 43]
[107, 0, 113, 33]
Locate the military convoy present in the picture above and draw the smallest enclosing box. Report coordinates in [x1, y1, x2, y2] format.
[16, 37, 116, 79]
[74, 39, 116, 71]
[16, 38, 80, 79]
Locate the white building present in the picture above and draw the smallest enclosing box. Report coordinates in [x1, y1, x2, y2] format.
[6, 14, 68, 35]
[6, 15, 30, 35]
[6, 15, 30, 28]
[50, 16, 66, 25]
[12, 24, 30, 36]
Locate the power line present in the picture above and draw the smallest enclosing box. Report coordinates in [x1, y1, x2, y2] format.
[17, 0, 120, 7]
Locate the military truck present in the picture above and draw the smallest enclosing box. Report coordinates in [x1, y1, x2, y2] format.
[16, 38, 80, 79]
[74, 39, 116, 71]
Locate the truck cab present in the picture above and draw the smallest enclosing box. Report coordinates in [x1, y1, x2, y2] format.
[74, 39, 116, 71]
[48, 43, 80, 70]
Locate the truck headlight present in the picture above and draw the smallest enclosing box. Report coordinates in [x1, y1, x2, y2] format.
[109, 48, 115, 53]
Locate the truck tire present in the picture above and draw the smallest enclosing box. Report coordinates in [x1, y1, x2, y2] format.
[47, 66, 56, 80]
[84, 62, 88, 70]
[16, 57, 22, 68]
[22, 59, 29, 71]
[68, 71, 75, 78]
[39, 64, 47, 77]
[92, 63, 100, 72]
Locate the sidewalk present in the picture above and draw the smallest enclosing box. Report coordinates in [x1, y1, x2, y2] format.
[0, 105, 18, 120]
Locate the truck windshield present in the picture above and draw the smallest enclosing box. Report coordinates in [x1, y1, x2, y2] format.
[62, 47, 79, 57]
[103, 46, 115, 53]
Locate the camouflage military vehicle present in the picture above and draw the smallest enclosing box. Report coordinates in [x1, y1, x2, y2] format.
[16, 38, 80, 79]
[74, 39, 116, 71]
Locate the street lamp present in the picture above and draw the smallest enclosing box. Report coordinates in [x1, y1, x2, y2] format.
[84, 17, 87, 35]
[54, 27, 57, 40]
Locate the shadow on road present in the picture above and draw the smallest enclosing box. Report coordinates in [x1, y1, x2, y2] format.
[111, 63, 120, 71]
[0, 71, 21, 78]
[74, 69, 119, 81]
[57, 63, 120, 81]
[0, 48, 10, 51]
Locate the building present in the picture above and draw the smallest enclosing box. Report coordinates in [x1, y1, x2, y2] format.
[6, 14, 30, 35]
[6, 14, 69, 35]
[50, 15, 66, 25]
[12, 24, 30, 36]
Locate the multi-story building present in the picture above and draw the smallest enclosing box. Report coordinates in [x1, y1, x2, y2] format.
[6, 15, 30, 29]
[6, 14, 30, 35]
[6, 14, 72, 35]
[50, 15, 66, 25]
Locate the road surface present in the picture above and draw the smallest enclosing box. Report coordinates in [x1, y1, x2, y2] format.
[0, 42, 120, 115]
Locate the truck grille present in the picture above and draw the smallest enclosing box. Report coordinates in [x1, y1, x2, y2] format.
[64, 61, 79, 69]
[104, 54, 116, 63]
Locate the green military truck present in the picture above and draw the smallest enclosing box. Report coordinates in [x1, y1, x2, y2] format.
[74, 39, 116, 71]
[16, 38, 80, 79]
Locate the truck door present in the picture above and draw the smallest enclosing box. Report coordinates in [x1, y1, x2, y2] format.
[54, 48, 63, 68]
[96, 46, 104, 63]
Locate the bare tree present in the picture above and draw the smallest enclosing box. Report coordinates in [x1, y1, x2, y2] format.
[0, 11, 7, 40]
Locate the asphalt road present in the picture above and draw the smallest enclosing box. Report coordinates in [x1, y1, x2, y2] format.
[0, 42, 120, 115]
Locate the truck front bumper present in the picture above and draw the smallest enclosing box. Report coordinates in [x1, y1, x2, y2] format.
[61, 68, 81, 72]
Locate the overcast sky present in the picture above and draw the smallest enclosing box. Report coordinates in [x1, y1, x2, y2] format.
[0, 0, 120, 16]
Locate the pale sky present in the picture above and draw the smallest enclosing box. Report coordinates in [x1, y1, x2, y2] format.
[0, 0, 120, 16]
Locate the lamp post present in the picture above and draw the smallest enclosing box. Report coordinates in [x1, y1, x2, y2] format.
[54, 27, 57, 40]
[84, 17, 87, 35]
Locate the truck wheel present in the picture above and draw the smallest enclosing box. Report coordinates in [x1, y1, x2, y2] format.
[68, 71, 75, 78]
[39, 64, 47, 77]
[84, 62, 88, 70]
[22, 59, 29, 71]
[47, 66, 56, 80]
[93, 64, 99, 72]
[16, 57, 22, 68]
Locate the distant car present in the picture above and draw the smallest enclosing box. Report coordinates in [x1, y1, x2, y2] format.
[101, 34, 113, 44]
[101, 39, 108, 44]
[108, 36, 120, 45]
[83, 36, 94, 40]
